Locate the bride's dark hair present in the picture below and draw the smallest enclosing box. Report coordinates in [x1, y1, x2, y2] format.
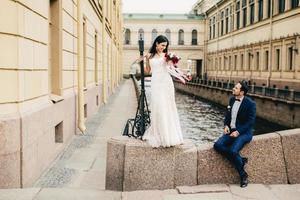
[149, 35, 169, 58]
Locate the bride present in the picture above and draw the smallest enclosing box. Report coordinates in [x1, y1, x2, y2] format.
[142, 35, 186, 148]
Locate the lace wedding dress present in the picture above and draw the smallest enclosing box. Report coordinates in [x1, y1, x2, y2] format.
[142, 56, 184, 147]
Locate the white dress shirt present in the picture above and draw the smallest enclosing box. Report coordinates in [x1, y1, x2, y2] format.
[230, 96, 244, 129]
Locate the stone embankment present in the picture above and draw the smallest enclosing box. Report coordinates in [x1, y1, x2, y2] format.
[106, 129, 300, 191]
[174, 81, 300, 128]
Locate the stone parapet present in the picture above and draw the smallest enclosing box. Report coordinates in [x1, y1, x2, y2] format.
[106, 129, 300, 191]
[106, 137, 198, 191]
[278, 129, 300, 184]
[197, 133, 287, 185]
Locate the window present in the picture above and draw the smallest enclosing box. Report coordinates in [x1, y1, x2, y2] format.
[276, 49, 280, 70]
[242, 0, 247, 27]
[138, 28, 144, 40]
[250, 0, 255, 24]
[221, 11, 224, 36]
[152, 29, 157, 43]
[124, 28, 130, 45]
[291, 0, 299, 9]
[241, 53, 244, 69]
[234, 55, 238, 70]
[192, 29, 197, 45]
[213, 17, 216, 38]
[165, 29, 171, 43]
[236, 1, 241, 29]
[288, 47, 294, 70]
[278, 0, 285, 14]
[50, 0, 62, 95]
[178, 29, 184, 45]
[256, 52, 260, 70]
[225, 8, 229, 34]
[55, 121, 63, 143]
[236, 11, 240, 29]
[229, 56, 232, 69]
[215, 58, 218, 70]
[248, 52, 252, 70]
[268, 0, 271, 18]
[258, 0, 263, 21]
[265, 50, 269, 70]
[209, 19, 212, 39]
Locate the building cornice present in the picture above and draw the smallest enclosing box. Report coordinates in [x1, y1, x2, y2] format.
[123, 13, 205, 20]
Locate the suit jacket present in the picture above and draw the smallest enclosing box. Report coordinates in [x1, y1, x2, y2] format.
[224, 96, 256, 135]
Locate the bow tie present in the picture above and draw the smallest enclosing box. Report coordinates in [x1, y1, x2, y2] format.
[235, 98, 241, 102]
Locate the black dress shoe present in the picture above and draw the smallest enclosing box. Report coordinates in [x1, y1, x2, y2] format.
[240, 173, 248, 188]
[242, 157, 248, 166]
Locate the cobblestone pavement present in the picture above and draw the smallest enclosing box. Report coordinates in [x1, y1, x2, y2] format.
[0, 79, 299, 200]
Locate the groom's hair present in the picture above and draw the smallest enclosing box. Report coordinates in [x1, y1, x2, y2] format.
[239, 80, 249, 95]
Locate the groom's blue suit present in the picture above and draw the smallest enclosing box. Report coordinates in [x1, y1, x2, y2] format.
[214, 96, 256, 177]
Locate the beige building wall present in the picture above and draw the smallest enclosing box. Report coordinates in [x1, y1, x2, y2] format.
[0, 0, 123, 188]
[203, 0, 300, 90]
[123, 14, 205, 77]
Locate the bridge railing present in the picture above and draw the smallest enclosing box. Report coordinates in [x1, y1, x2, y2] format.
[182, 78, 299, 102]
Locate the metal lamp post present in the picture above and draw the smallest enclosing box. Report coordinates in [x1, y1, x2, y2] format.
[123, 36, 151, 138]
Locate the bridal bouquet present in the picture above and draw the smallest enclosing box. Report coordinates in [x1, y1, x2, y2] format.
[165, 52, 180, 67]
[165, 52, 192, 84]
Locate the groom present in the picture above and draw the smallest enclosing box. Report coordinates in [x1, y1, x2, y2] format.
[214, 80, 256, 188]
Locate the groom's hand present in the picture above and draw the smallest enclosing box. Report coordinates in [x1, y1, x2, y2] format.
[230, 131, 239, 138]
[224, 126, 230, 134]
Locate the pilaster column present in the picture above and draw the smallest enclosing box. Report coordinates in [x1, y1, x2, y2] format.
[247, 0, 251, 25]
[273, 0, 279, 15]
[286, 0, 291, 11]
[232, 1, 236, 31]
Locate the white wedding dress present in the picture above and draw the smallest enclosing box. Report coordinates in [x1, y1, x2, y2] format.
[142, 56, 184, 147]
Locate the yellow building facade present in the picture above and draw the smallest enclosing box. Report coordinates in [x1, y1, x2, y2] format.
[193, 0, 300, 90]
[0, 0, 123, 188]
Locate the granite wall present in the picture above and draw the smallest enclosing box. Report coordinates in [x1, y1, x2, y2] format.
[106, 129, 300, 191]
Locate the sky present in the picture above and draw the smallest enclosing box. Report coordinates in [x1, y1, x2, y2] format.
[122, 0, 199, 14]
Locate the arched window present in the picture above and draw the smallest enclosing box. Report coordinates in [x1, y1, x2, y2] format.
[178, 29, 184, 45]
[152, 29, 158, 43]
[124, 28, 130, 45]
[192, 29, 197, 45]
[165, 29, 171, 43]
[138, 28, 144, 40]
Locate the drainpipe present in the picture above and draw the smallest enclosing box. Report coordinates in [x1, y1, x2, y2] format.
[229, 2, 235, 83]
[215, 4, 220, 81]
[102, 0, 107, 103]
[267, 0, 274, 87]
[77, 0, 86, 133]
[203, 12, 207, 80]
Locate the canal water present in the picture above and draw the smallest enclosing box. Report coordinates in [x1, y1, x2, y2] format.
[175, 91, 289, 144]
[143, 80, 289, 145]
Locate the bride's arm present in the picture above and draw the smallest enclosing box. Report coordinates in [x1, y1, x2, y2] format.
[144, 54, 151, 74]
